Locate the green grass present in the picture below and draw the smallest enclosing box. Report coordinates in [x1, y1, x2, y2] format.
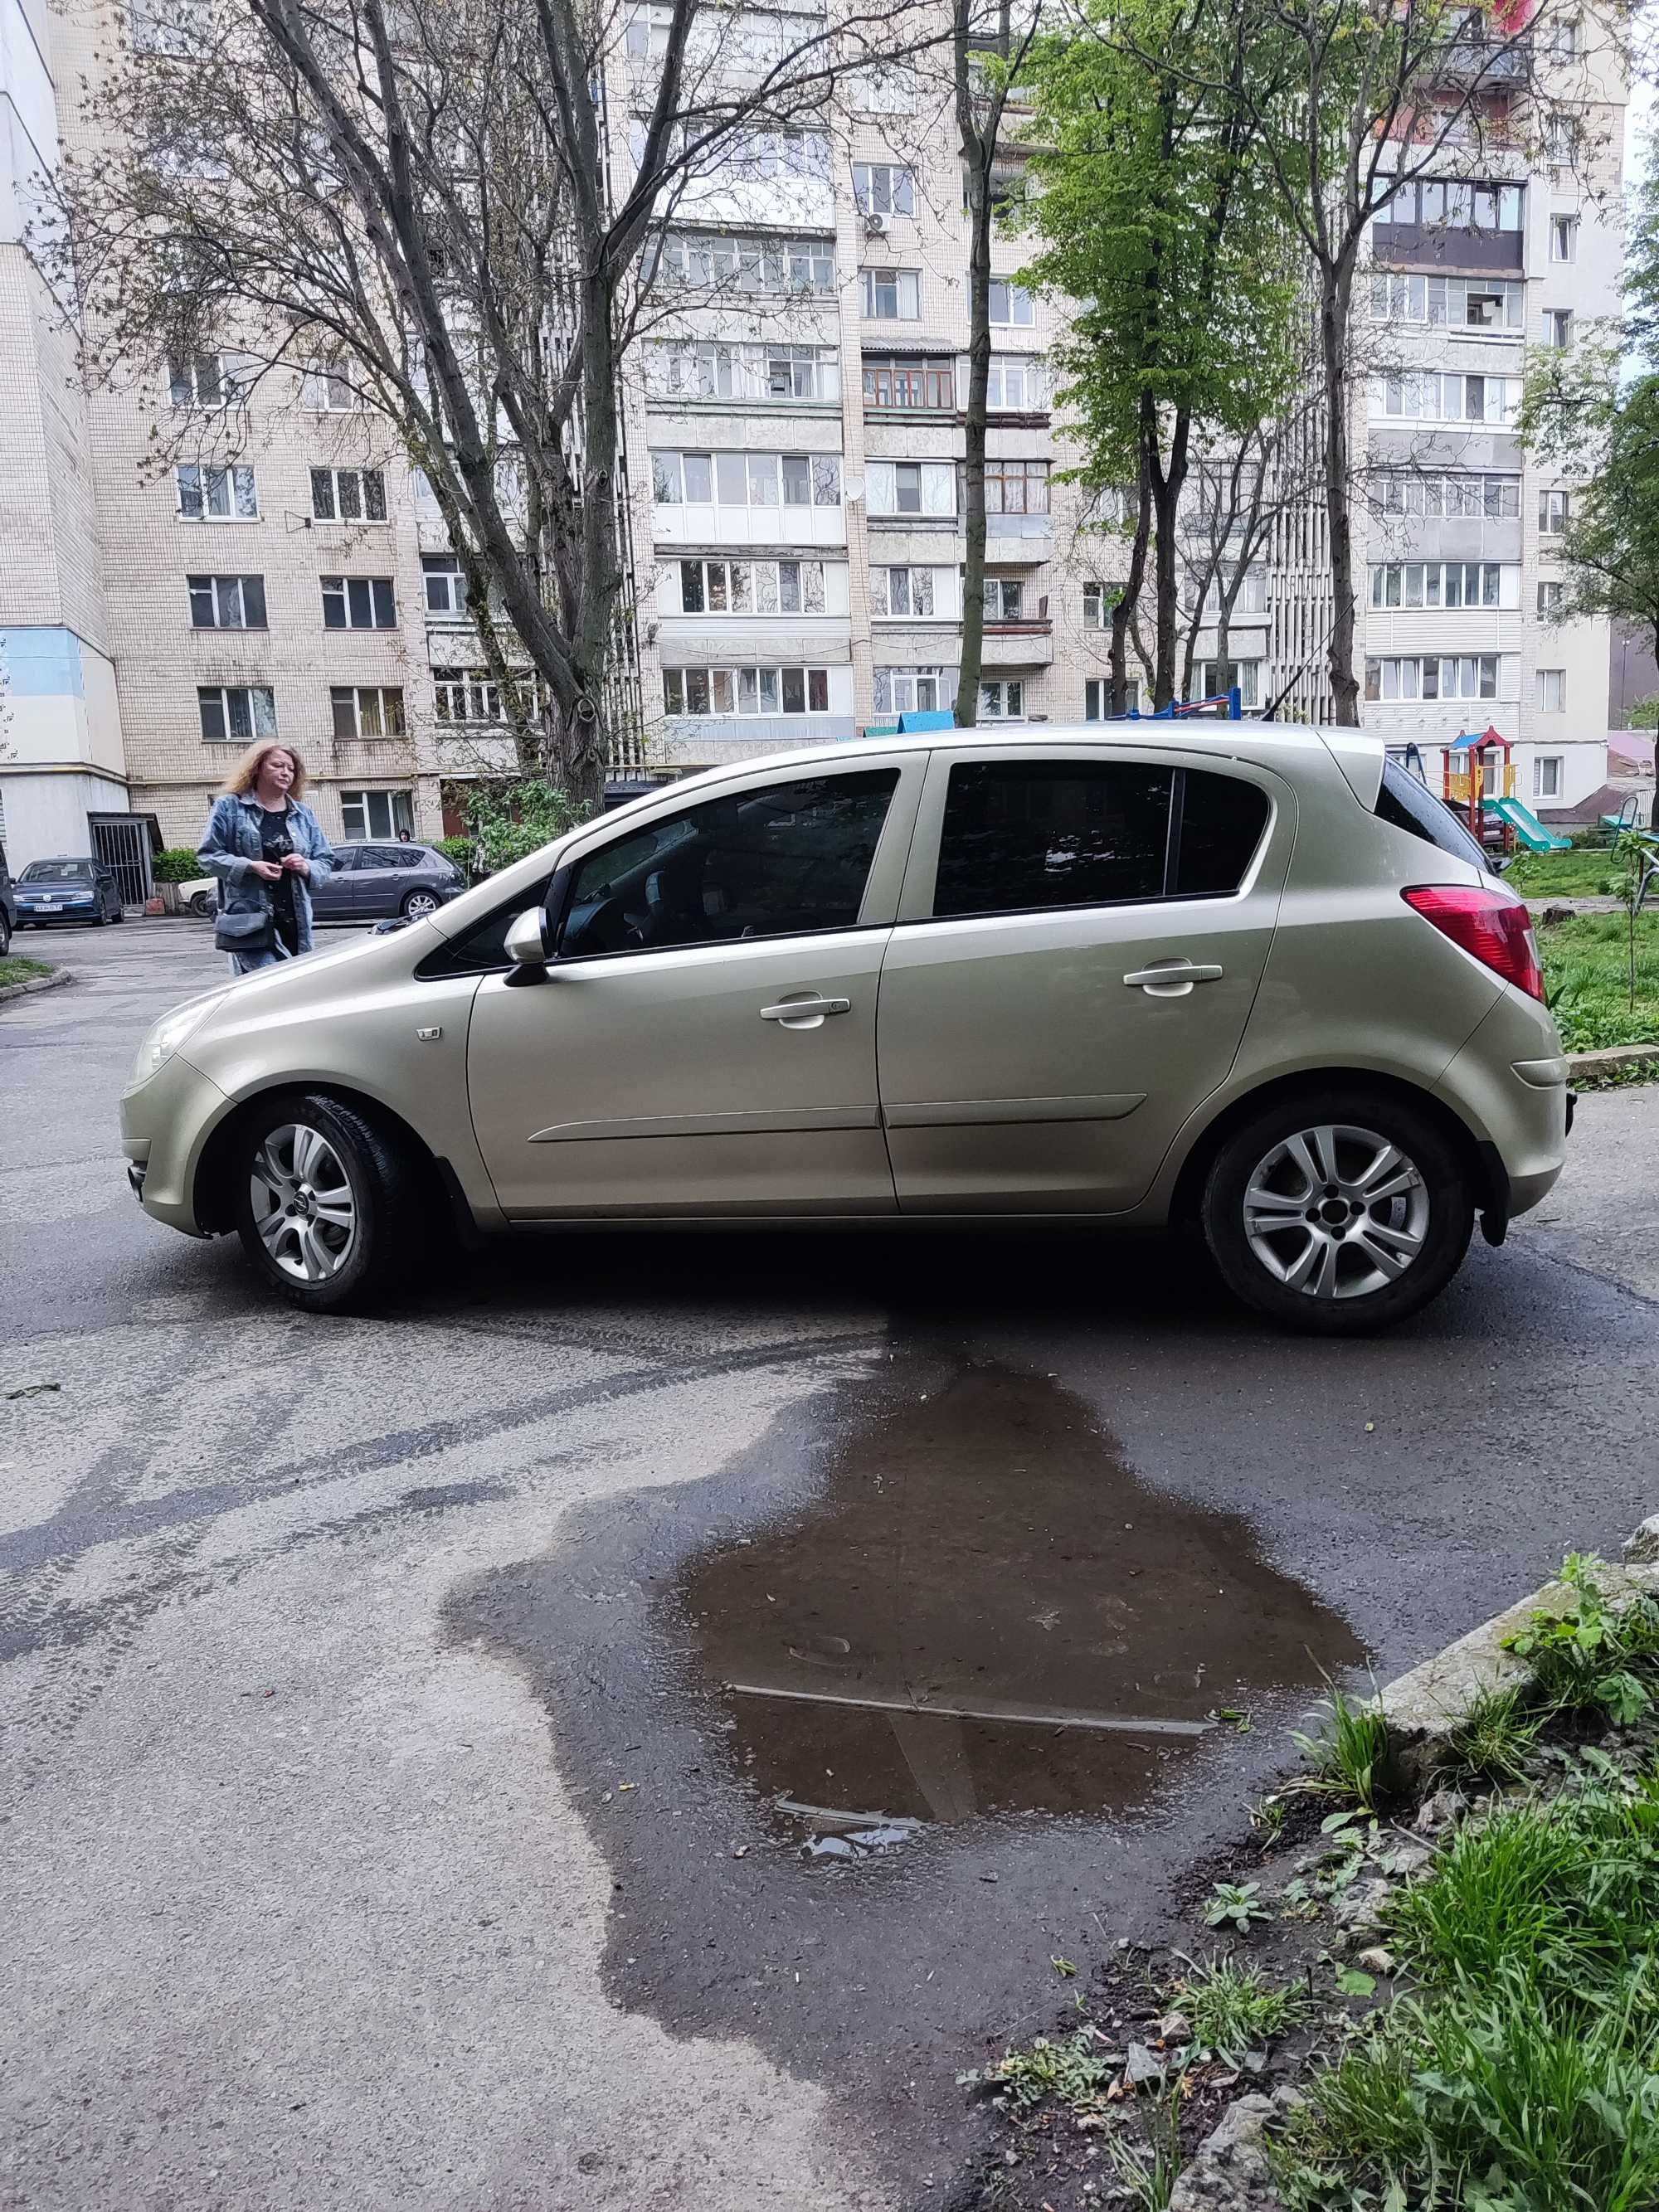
[1507, 847, 1625, 898]
[962, 2028, 1116, 2111]
[1443, 1686, 1542, 1786]
[1537, 913, 1659, 1052]
[1172, 1956, 1301, 2063]
[1290, 1683, 1395, 1814]
[0, 955, 52, 989]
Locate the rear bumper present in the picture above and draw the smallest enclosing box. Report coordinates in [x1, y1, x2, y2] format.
[1434, 996, 1569, 1227]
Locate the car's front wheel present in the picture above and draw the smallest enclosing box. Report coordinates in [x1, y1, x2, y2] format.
[231, 1091, 421, 1313]
[1202, 1090, 1474, 1335]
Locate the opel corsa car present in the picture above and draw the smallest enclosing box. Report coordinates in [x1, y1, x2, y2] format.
[120, 727, 1569, 1334]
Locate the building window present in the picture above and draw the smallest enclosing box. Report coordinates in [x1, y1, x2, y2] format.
[853, 163, 915, 216]
[1084, 677, 1139, 719]
[1544, 309, 1574, 348]
[197, 684, 276, 741]
[1194, 661, 1260, 708]
[187, 573, 266, 629]
[1369, 562, 1516, 610]
[1368, 273, 1524, 329]
[982, 577, 1024, 620]
[985, 459, 1049, 514]
[331, 685, 406, 740]
[169, 352, 253, 406]
[423, 553, 469, 614]
[1537, 668, 1567, 712]
[869, 566, 938, 616]
[302, 362, 364, 411]
[310, 465, 387, 522]
[860, 267, 922, 319]
[679, 558, 826, 614]
[1537, 579, 1564, 615]
[1550, 16, 1580, 58]
[1375, 472, 1520, 518]
[340, 788, 415, 840]
[863, 357, 955, 410]
[649, 451, 840, 506]
[873, 665, 956, 716]
[865, 459, 957, 516]
[1377, 372, 1521, 425]
[978, 679, 1024, 719]
[1539, 489, 1571, 534]
[661, 665, 832, 715]
[987, 280, 1034, 326]
[1550, 214, 1579, 261]
[651, 339, 839, 402]
[322, 575, 397, 630]
[1381, 178, 1525, 231]
[177, 463, 257, 520]
[433, 667, 503, 723]
[985, 357, 1045, 409]
[1364, 655, 1500, 702]
[1082, 581, 1121, 629]
[1533, 754, 1564, 798]
[855, 62, 914, 112]
[655, 233, 835, 293]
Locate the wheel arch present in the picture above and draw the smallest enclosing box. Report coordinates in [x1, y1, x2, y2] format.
[192, 1080, 471, 1240]
[1167, 1067, 1506, 1238]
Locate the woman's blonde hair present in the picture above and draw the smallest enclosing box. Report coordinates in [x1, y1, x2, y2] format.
[221, 740, 308, 800]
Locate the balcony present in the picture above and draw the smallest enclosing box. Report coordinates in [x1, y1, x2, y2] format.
[981, 620, 1053, 668]
[1371, 221, 1523, 271]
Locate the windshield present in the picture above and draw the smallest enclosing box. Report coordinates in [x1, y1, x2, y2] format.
[22, 860, 95, 882]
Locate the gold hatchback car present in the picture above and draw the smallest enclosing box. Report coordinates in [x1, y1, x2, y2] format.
[122, 725, 1568, 1334]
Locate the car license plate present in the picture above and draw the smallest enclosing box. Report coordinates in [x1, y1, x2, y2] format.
[38, 900, 61, 911]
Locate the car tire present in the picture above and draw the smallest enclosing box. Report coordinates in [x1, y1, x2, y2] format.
[0, 914, 9, 957]
[401, 890, 440, 921]
[1202, 1088, 1474, 1337]
[191, 892, 215, 920]
[231, 1091, 423, 1315]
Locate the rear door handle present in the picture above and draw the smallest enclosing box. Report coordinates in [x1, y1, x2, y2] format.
[1122, 962, 1224, 996]
[761, 996, 851, 1026]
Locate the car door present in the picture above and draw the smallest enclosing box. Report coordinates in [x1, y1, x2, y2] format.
[876, 744, 1294, 1214]
[465, 754, 925, 1218]
[312, 845, 358, 920]
[354, 846, 408, 917]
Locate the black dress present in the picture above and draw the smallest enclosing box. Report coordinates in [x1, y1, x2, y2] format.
[259, 806, 302, 957]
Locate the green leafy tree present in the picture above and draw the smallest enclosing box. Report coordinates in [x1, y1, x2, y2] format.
[1018, 0, 1305, 712]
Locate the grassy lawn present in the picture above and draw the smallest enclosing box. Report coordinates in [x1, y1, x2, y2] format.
[1506, 846, 1626, 898]
[0, 955, 54, 989]
[1537, 912, 1659, 1052]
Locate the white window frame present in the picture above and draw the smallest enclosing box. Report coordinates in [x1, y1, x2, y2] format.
[1539, 489, 1571, 534]
[1364, 655, 1501, 702]
[869, 565, 939, 617]
[310, 465, 388, 523]
[1537, 579, 1564, 616]
[177, 463, 258, 521]
[661, 665, 833, 716]
[977, 678, 1024, 720]
[981, 576, 1024, 620]
[321, 575, 398, 630]
[1194, 660, 1261, 709]
[1367, 273, 1525, 330]
[423, 553, 469, 615]
[1368, 562, 1519, 610]
[872, 665, 956, 716]
[331, 685, 406, 740]
[339, 788, 415, 840]
[984, 357, 1045, 409]
[169, 352, 255, 407]
[651, 451, 840, 508]
[302, 362, 365, 411]
[433, 667, 504, 724]
[1543, 308, 1574, 348]
[1533, 754, 1564, 798]
[1376, 472, 1521, 519]
[1550, 214, 1579, 262]
[678, 557, 827, 615]
[866, 459, 957, 518]
[852, 163, 915, 217]
[187, 572, 266, 629]
[197, 684, 276, 741]
[1537, 668, 1567, 712]
[987, 280, 1034, 327]
[860, 267, 921, 319]
[1084, 677, 1139, 720]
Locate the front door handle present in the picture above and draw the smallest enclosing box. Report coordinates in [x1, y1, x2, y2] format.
[761, 995, 851, 1028]
[1122, 961, 1224, 997]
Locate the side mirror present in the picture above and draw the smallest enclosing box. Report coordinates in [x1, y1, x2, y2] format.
[504, 907, 550, 965]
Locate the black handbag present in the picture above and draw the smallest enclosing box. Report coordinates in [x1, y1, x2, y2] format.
[214, 902, 275, 953]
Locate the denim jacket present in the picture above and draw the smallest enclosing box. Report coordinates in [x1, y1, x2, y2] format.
[197, 793, 336, 953]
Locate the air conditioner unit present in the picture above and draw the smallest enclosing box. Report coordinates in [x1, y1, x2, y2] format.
[864, 212, 888, 237]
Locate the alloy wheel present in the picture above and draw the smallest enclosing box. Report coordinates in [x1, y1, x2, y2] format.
[248, 1122, 358, 1283]
[404, 892, 440, 920]
[1242, 1122, 1430, 1300]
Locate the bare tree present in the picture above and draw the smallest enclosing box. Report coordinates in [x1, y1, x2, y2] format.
[46, 0, 948, 803]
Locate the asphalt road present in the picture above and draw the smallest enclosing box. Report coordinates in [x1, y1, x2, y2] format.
[3, 920, 1657, 2212]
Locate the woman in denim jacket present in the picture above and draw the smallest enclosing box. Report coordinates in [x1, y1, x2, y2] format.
[197, 741, 335, 975]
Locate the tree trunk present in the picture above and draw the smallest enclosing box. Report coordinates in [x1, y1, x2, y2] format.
[957, 157, 991, 728]
[1320, 264, 1360, 727]
[1111, 452, 1153, 714]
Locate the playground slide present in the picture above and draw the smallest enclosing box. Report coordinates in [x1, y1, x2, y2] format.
[1484, 796, 1571, 853]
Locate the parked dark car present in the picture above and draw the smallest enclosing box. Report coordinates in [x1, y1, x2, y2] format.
[309, 842, 465, 925]
[0, 845, 15, 956]
[13, 857, 124, 927]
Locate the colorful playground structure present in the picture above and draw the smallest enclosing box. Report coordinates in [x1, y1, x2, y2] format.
[1443, 726, 1571, 855]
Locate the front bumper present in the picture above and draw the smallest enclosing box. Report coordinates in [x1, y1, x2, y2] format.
[119, 1053, 231, 1234]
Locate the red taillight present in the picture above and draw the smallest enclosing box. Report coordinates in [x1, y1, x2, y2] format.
[1402, 884, 1545, 1001]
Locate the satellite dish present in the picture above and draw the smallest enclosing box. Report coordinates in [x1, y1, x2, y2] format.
[843, 474, 864, 503]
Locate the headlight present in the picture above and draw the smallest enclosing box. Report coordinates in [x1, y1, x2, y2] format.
[130, 997, 223, 1086]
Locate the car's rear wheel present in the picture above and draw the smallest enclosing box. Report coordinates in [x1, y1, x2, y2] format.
[1202, 1089, 1474, 1336]
[0, 912, 10, 956]
[231, 1091, 421, 1313]
[401, 889, 440, 921]
[191, 892, 215, 920]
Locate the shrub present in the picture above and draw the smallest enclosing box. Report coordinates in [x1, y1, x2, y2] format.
[436, 835, 479, 879]
[152, 847, 202, 883]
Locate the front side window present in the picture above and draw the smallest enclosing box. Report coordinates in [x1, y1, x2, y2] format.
[198, 684, 276, 741]
[558, 770, 900, 957]
[187, 573, 266, 629]
[310, 466, 387, 523]
[322, 575, 397, 630]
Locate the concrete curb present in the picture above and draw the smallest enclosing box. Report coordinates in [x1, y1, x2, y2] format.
[1565, 1042, 1659, 1080]
[1377, 1524, 1659, 1785]
[0, 965, 74, 1009]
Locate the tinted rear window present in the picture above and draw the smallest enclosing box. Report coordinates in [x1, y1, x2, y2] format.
[1176, 771, 1272, 896]
[934, 761, 1173, 917]
[1375, 757, 1493, 872]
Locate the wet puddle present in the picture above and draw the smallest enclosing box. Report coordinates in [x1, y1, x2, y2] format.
[676, 1364, 1363, 1847]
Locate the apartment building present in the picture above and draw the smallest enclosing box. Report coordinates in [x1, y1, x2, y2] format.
[4, 3, 1628, 868]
